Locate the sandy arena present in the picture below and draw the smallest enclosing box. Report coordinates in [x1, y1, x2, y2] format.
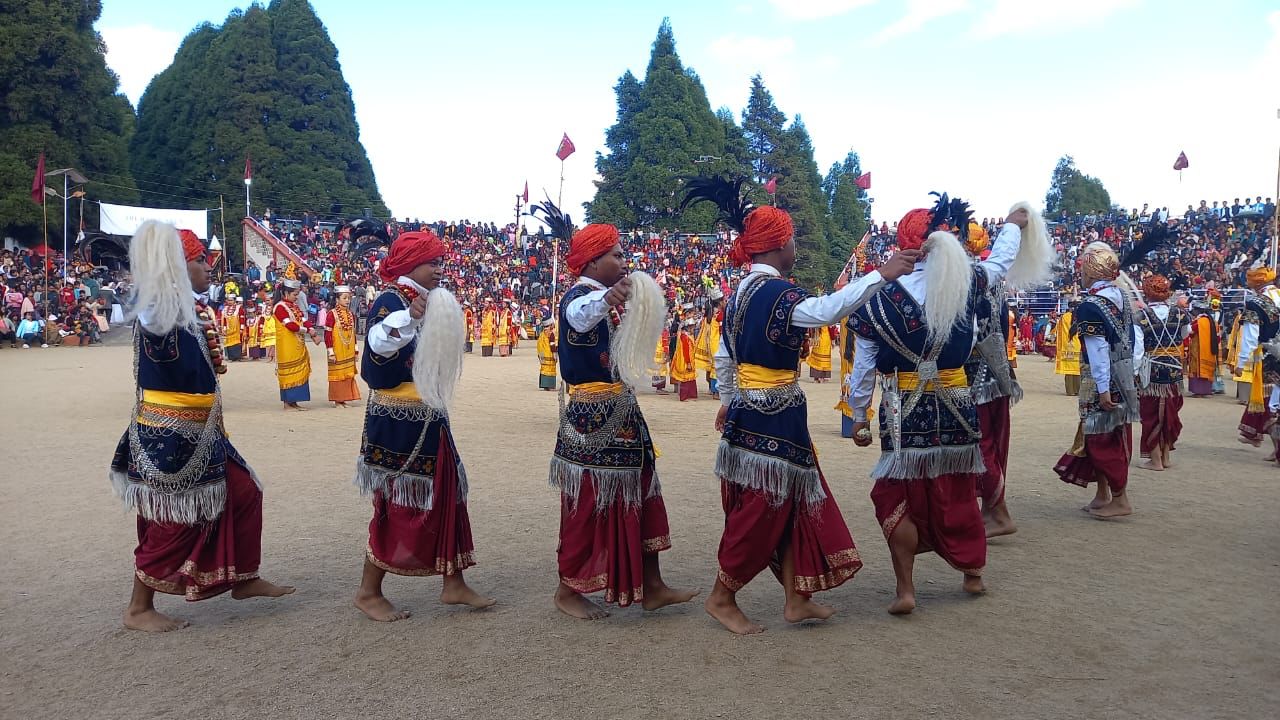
[1, 340, 1277, 719]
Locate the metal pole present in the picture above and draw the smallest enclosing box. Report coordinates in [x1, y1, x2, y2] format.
[42, 186, 48, 323]
[62, 173, 68, 281]
[1272, 144, 1279, 269]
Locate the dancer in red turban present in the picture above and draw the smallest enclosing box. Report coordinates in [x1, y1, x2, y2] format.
[682, 176, 917, 633]
[531, 199, 697, 621]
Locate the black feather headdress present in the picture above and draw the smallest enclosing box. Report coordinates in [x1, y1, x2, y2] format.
[348, 218, 391, 259]
[1119, 222, 1170, 268]
[927, 191, 973, 243]
[529, 194, 575, 243]
[678, 175, 754, 233]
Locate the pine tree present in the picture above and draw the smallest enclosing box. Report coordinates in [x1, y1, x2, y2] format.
[825, 151, 869, 273]
[740, 77, 832, 287]
[587, 19, 729, 230]
[0, 0, 137, 242]
[1045, 154, 1111, 216]
[131, 0, 387, 263]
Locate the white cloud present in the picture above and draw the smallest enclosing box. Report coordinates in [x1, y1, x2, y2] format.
[767, 0, 879, 21]
[972, 0, 1142, 39]
[708, 34, 797, 67]
[99, 25, 183, 105]
[870, 0, 971, 46]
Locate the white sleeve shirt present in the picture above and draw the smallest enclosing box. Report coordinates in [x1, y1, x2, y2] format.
[1237, 320, 1260, 368]
[366, 277, 429, 357]
[564, 278, 611, 333]
[1082, 282, 1143, 394]
[713, 265, 886, 405]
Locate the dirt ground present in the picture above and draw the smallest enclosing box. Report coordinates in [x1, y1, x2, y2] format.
[1, 338, 1277, 720]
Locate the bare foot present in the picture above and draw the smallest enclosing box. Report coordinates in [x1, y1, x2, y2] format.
[962, 574, 986, 595]
[1082, 494, 1111, 512]
[440, 583, 496, 609]
[983, 504, 1017, 538]
[231, 578, 296, 599]
[783, 597, 837, 624]
[641, 584, 700, 611]
[704, 594, 764, 634]
[984, 515, 1018, 538]
[1089, 495, 1133, 519]
[354, 592, 411, 622]
[1138, 459, 1165, 472]
[887, 593, 916, 615]
[1239, 436, 1262, 447]
[124, 608, 189, 632]
[554, 585, 609, 620]
[283, 403, 307, 412]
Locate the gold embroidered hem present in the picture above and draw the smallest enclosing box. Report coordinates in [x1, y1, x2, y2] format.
[880, 500, 908, 539]
[559, 573, 645, 606]
[365, 545, 476, 577]
[135, 566, 259, 602]
[642, 535, 672, 553]
[716, 568, 746, 592]
[793, 552, 863, 594]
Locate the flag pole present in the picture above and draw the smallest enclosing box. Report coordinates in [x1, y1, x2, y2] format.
[554, 159, 565, 300]
[1272, 143, 1279, 269]
[62, 173, 68, 282]
[41, 184, 48, 325]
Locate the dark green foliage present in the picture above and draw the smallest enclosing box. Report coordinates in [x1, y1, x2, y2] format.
[587, 19, 749, 230]
[131, 0, 387, 265]
[1044, 154, 1111, 216]
[823, 151, 869, 276]
[0, 0, 137, 242]
[740, 76, 832, 288]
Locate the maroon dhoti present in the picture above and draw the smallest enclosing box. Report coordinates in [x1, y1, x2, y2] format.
[134, 458, 262, 601]
[870, 473, 986, 575]
[1139, 392, 1183, 458]
[557, 463, 670, 607]
[975, 398, 1010, 508]
[717, 473, 862, 594]
[367, 438, 476, 576]
[1054, 424, 1131, 493]
[676, 379, 698, 401]
[1239, 408, 1273, 444]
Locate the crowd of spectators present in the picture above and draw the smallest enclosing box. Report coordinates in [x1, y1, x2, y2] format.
[0, 247, 128, 350]
[3, 194, 1273, 355]
[860, 195, 1277, 302]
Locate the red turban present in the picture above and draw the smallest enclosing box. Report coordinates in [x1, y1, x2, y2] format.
[178, 229, 206, 263]
[378, 230, 448, 283]
[729, 206, 793, 266]
[565, 224, 620, 275]
[896, 209, 933, 251]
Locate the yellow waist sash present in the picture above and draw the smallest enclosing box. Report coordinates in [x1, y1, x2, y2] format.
[739, 363, 799, 389]
[567, 381, 624, 396]
[896, 367, 967, 391]
[1152, 347, 1182, 358]
[139, 390, 215, 425]
[141, 390, 215, 408]
[374, 382, 421, 401]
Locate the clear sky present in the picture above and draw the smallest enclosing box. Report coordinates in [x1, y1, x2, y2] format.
[97, 0, 1280, 225]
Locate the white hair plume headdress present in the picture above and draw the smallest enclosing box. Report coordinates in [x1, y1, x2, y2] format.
[610, 271, 667, 389]
[126, 220, 198, 335]
[921, 231, 973, 341]
[1004, 201, 1054, 290]
[412, 287, 466, 412]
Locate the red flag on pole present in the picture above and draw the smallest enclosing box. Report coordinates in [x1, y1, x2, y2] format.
[31, 152, 45, 204]
[1172, 151, 1189, 171]
[855, 172, 871, 190]
[522, 181, 529, 203]
[764, 176, 777, 194]
[244, 154, 253, 181]
[556, 133, 576, 161]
